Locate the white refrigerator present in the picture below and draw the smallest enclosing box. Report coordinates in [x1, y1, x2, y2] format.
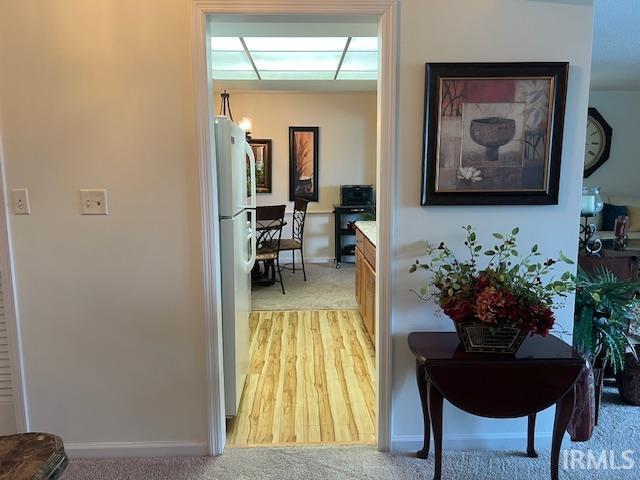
[214, 116, 256, 418]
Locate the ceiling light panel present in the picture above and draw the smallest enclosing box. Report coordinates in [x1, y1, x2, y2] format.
[336, 71, 378, 80]
[244, 37, 348, 52]
[260, 71, 336, 80]
[211, 51, 254, 71]
[210, 35, 379, 81]
[348, 37, 378, 51]
[339, 51, 378, 71]
[211, 37, 244, 51]
[212, 70, 259, 80]
[252, 51, 342, 71]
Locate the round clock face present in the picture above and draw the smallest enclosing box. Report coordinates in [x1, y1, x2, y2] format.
[585, 116, 606, 171]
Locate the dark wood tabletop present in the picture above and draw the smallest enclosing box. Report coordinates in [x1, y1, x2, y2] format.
[409, 331, 583, 364]
[579, 249, 640, 281]
[0, 433, 68, 480]
[409, 332, 585, 480]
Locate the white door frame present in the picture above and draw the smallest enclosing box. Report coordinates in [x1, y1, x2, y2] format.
[0, 127, 29, 433]
[191, 0, 398, 455]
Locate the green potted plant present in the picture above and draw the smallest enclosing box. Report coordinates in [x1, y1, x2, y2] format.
[571, 267, 639, 438]
[410, 226, 575, 354]
[574, 268, 638, 372]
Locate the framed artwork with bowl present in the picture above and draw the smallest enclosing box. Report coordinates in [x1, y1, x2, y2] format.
[420, 62, 569, 206]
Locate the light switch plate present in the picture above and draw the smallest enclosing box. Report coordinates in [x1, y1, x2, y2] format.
[80, 189, 108, 215]
[11, 189, 31, 215]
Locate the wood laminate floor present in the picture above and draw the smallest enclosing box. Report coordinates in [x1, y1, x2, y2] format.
[226, 310, 376, 447]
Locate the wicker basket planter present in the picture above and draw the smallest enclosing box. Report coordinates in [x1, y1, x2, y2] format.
[455, 321, 527, 354]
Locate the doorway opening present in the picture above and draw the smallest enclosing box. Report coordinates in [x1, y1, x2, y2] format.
[209, 15, 380, 448]
[192, 0, 396, 455]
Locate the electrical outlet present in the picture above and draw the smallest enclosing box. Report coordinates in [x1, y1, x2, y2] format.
[80, 189, 108, 215]
[11, 189, 31, 215]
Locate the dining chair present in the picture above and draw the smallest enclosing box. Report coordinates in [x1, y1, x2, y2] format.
[256, 204, 286, 294]
[279, 197, 309, 281]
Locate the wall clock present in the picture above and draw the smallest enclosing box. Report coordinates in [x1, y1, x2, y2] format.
[584, 107, 612, 178]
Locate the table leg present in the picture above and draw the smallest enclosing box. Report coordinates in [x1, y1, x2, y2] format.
[416, 361, 430, 459]
[527, 413, 538, 458]
[428, 380, 444, 480]
[551, 387, 576, 480]
[334, 211, 341, 268]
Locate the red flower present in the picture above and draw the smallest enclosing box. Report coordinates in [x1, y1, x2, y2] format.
[475, 287, 505, 324]
[441, 296, 473, 323]
[475, 274, 492, 291]
[528, 304, 555, 336]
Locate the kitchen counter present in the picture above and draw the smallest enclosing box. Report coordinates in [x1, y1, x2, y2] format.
[354, 221, 376, 247]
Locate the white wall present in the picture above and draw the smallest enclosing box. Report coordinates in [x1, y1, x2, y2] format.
[583, 91, 640, 197]
[391, 0, 593, 451]
[0, 0, 208, 448]
[0, 0, 593, 454]
[214, 90, 377, 260]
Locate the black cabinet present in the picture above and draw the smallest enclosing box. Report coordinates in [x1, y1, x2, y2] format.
[333, 204, 372, 268]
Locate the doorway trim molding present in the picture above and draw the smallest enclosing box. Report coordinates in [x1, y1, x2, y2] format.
[0, 128, 29, 433]
[191, 0, 398, 455]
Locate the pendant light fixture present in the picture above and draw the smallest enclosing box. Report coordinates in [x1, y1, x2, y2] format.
[219, 90, 233, 121]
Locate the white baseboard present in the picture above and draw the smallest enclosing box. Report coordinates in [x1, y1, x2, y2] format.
[276, 254, 336, 264]
[65, 441, 209, 459]
[305, 257, 334, 264]
[391, 432, 554, 453]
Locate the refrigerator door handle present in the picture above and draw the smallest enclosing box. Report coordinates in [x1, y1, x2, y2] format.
[245, 141, 257, 210]
[245, 141, 257, 272]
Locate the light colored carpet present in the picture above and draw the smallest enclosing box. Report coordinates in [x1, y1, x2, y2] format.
[251, 263, 357, 311]
[63, 386, 640, 479]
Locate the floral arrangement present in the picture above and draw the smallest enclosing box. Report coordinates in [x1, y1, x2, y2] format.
[410, 226, 575, 336]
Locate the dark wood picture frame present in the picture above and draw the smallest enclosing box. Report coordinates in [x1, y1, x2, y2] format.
[248, 138, 272, 193]
[289, 126, 319, 202]
[583, 107, 612, 179]
[421, 62, 569, 206]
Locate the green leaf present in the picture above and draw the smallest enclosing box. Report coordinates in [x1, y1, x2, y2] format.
[512, 227, 520, 235]
[493, 233, 504, 239]
[409, 264, 417, 273]
[485, 250, 496, 256]
[469, 232, 477, 242]
[511, 250, 518, 256]
[474, 245, 482, 252]
[532, 244, 538, 253]
[560, 251, 575, 264]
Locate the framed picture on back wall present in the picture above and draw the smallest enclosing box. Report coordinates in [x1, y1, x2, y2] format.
[248, 139, 272, 193]
[421, 62, 569, 206]
[289, 126, 319, 202]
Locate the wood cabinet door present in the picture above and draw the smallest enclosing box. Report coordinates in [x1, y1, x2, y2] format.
[355, 247, 363, 307]
[363, 258, 376, 345]
[356, 229, 365, 253]
[364, 238, 376, 271]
